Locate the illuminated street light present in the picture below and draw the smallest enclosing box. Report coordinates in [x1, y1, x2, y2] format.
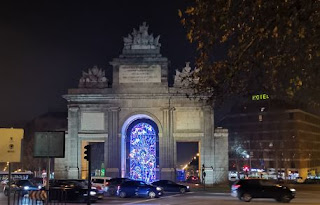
[182, 164, 188, 170]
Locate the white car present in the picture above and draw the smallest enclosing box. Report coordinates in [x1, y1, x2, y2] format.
[91, 177, 111, 193]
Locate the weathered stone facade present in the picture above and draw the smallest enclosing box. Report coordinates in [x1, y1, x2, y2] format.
[55, 23, 228, 184]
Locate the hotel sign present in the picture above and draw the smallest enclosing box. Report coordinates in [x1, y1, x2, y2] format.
[252, 94, 269, 101]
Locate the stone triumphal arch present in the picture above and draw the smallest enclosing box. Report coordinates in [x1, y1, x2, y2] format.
[55, 23, 228, 184]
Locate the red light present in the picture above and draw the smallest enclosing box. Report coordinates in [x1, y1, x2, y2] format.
[232, 184, 241, 189]
[105, 182, 109, 186]
[243, 166, 249, 172]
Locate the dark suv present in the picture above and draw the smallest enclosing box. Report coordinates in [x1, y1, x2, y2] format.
[106, 178, 132, 196]
[231, 179, 295, 203]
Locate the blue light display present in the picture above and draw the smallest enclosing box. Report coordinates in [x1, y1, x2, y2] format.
[129, 122, 157, 183]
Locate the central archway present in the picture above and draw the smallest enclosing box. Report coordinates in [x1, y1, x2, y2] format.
[126, 119, 159, 183]
[121, 114, 160, 182]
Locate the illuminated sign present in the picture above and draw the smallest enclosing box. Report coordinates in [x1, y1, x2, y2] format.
[101, 168, 105, 177]
[0, 128, 24, 162]
[252, 94, 269, 101]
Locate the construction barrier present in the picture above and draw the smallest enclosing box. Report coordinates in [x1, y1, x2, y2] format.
[29, 190, 47, 201]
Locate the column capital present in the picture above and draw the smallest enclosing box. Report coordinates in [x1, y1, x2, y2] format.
[202, 105, 212, 111]
[161, 107, 176, 111]
[108, 107, 121, 112]
[68, 105, 79, 112]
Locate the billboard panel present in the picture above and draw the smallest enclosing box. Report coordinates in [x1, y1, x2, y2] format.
[34, 132, 65, 158]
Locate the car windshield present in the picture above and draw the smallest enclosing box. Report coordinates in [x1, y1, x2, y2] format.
[167, 180, 175, 185]
[92, 179, 104, 183]
[137, 181, 147, 186]
[16, 180, 34, 187]
[56, 180, 88, 188]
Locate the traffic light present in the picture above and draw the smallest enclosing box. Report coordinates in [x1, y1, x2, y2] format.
[243, 165, 249, 172]
[84, 145, 91, 161]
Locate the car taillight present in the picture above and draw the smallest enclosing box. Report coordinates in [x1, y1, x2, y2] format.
[105, 182, 109, 186]
[96, 186, 102, 190]
[232, 184, 241, 189]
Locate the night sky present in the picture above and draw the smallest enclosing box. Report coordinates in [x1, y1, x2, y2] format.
[0, 0, 195, 127]
[1, 0, 198, 165]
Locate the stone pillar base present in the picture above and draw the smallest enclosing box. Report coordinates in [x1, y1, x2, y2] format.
[106, 168, 120, 178]
[68, 168, 79, 179]
[202, 168, 228, 184]
[161, 168, 175, 181]
[54, 168, 68, 179]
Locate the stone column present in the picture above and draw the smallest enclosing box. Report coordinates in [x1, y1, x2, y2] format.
[67, 106, 80, 179]
[105, 107, 121, 178]
[160, 107, 175, 181]
[213, 128, 229, 184]
[201, 105, 215, 184]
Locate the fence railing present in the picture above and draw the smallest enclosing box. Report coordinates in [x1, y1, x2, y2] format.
[12, 188, 67, 205]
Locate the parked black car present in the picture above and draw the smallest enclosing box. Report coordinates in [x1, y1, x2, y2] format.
[117, 180, 163, 198]
[231, 179, 296, 203]
[152, 180, 190, 193]
[105, 178, 132, 196]
[49, 179, 100, 202]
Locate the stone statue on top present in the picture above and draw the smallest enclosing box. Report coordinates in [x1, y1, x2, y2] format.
[123, 22, 161, 50]
[79, 65, 108, 88]
[174, 62, 199, 88]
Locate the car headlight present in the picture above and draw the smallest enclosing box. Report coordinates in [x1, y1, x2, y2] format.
[156, 187, 162, 191]
[90, 191, 96, 196]
[290, 188, 296, 192]
[38, 186, 42, 189]
[24, 186, 30, 190]
[186, 186, 190, 189]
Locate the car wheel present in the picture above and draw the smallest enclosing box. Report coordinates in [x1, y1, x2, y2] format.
[148, 191, 156, 199]
[109, 189, 116, 196]
[179, 188, 186, 194]
[280, 194, 292, 203]
[119, 191, 126, 198]
[242, 193, 252, 202]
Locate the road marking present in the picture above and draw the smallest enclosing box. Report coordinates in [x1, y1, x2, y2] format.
[206, 193, 230, 196]
[122, 193, 186, 204]
[123, 198, 157, 204]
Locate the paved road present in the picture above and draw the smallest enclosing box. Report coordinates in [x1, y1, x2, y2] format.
[96, 190, 320, 205]
[1, 185, 319, 205]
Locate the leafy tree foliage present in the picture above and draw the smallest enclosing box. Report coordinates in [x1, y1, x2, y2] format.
[180, 0, 320, 107]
